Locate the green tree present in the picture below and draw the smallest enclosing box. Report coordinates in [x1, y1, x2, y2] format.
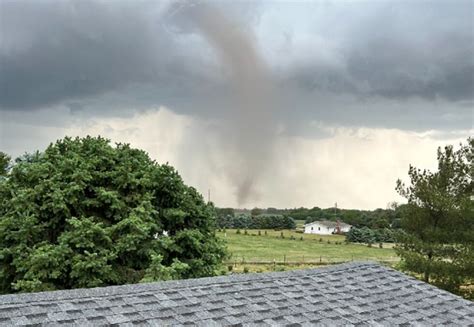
[0, 136, 227, 294]
[250, 207, 263, 216]
[395, 138, 473, 297]
[216, 207, 235, 217]
[0, 152, 10, 176]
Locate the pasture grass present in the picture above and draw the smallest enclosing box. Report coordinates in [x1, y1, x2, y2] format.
[217, 229, 399, 273]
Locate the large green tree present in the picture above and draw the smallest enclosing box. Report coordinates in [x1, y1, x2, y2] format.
[0, 136, 227, 293]
[395, 138, 473, 298]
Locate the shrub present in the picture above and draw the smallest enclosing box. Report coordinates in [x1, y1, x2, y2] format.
[346, 226, 397, 244]
[0, 136, 227, 293]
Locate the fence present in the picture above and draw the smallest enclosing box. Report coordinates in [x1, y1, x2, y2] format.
[226, 255, 400, 267]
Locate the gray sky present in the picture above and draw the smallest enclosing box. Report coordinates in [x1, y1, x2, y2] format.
[1, 0, 472, 209]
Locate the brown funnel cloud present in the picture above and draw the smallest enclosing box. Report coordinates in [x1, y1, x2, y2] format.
[175, 3, 277, 205]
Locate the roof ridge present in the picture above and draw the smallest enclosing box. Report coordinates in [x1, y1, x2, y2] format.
[0, 261, 378, 305]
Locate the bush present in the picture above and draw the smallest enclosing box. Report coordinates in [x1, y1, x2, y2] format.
[346, 226, 397, 244]
[0, 136, 227, 294]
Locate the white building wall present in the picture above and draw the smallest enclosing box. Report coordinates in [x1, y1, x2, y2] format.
[304, 222, 352, 235]
[340, 225, 351, 233]
[304, 223, 334, 235]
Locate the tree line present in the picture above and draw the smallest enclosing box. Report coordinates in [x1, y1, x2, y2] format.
[216, 213, 296, 230]
[218, 204, 405, 230]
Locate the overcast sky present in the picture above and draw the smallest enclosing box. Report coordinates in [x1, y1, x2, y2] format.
[1, 0, 472, 209]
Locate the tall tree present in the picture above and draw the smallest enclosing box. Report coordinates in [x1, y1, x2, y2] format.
[0, 136, 227, 294]
[395, 138, 473, 298]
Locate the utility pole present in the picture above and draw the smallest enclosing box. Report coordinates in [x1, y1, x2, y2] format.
[335, 202, 341, 234]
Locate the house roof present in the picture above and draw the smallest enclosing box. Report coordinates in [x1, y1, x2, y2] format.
[304, 219, 352, 229]
[0, 262, 473, 326]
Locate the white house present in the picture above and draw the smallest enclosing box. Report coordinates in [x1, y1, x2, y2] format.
[304, 220, 352, 235]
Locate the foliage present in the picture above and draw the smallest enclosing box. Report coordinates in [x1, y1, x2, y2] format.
[141, 254, 188, 283]
[216, 213, 295, 230]
[0, 136, 227, 294]
[216, 207, 234, 217]
[0, 152, 10, 177]
[216, 205, 406, 230]
[346, 227, 398, 244]
[395, 138, 473, 298]
[250, 207, 263, 216]
[303, 206, 401, 229]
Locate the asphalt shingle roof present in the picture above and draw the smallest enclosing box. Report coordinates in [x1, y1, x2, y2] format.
[0, 262, 473, 326]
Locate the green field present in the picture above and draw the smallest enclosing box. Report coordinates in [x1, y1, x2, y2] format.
[217, 229, 399, 272]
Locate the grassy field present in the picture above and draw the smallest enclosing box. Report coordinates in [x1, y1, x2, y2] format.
[217, 229, 399, 273]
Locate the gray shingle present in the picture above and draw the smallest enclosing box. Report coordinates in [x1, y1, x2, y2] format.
[1, 262, 473, 326]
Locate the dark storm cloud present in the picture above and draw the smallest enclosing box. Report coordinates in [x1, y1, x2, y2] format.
[0, 0, 216, 110]
[0, 0, 472, 132]
[282, 1, 474, 102]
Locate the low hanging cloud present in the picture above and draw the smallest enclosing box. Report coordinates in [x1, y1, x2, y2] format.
[1, 105, 470, 209]
[58, 108, 467, 209]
